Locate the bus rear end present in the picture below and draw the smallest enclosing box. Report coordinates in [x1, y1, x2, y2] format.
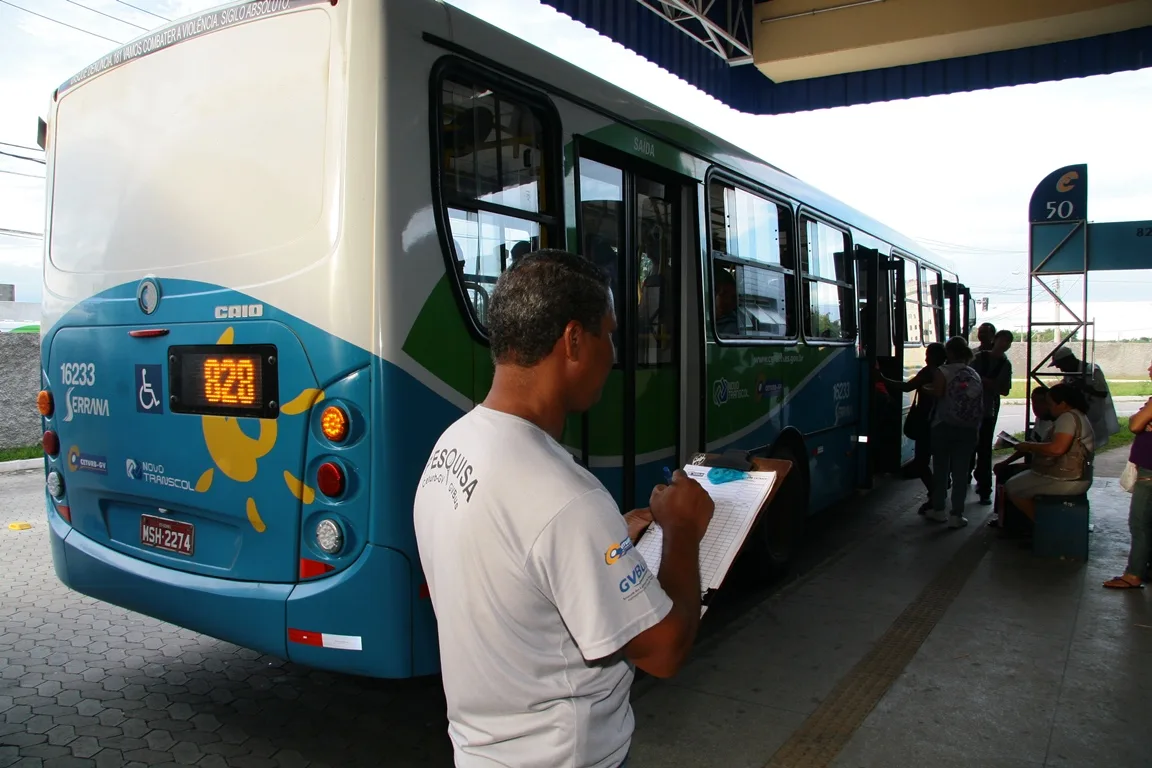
[37, 0, 434, 678]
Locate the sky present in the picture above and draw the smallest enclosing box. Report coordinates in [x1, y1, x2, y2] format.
[2, 0, 1151, 335]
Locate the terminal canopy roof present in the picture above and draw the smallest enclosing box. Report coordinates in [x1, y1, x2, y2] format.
[539, 0, 1152, 114]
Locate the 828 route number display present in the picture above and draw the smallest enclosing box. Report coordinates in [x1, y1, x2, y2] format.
[168, 344, 279, 419]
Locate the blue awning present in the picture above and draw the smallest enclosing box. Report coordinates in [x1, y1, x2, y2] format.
[540, 1, 1152, 115]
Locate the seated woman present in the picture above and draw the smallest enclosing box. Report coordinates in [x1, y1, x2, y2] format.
[995, 386, 1055, 475]
[1005, 383, 1095, 522]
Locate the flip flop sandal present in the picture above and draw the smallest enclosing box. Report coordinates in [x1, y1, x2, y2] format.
[1103, 577, 1144, 590]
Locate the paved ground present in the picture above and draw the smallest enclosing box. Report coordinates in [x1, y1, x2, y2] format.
[628, 478, 1152, 768]
[4, 453, 1144, 767]
[0, 467, 453, 768]
[1093, 445, 1131, 478]
[0, 460, 927, 768]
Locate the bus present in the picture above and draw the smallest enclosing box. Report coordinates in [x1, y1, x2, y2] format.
[35, 0, 978, 680]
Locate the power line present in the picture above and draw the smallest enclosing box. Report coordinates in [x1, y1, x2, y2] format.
[0, 168, 45, 180]
[0, 227, 43, 240]
[0, 0, 125, 46]
[0, 150, 45, 165]
[914, 237, 1028, 255]
[63, 0, 150, 31]
[111, 0, 169, 22]
[0, 141, 42, 154]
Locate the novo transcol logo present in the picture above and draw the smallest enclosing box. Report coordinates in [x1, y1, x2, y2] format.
[712, 378, 750, 407]
[125, 458, 193, 491]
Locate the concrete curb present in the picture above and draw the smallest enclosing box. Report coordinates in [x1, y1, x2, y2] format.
[0, 458, 43, 475]
[1000, 395, 1149, 405]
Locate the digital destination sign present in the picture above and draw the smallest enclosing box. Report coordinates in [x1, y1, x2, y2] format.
[168, 344, 279, 418]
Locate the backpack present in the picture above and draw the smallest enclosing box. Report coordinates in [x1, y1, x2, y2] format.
[938, 364, 984, 428]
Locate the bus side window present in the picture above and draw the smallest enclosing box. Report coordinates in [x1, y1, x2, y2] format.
[437, 73, 559, 332]
[921, 266, 943, 343]
[707, 179, 796, 341]
[943, 283, 956, 339]
[800, 217, 855, 341]
[895, 255, 922, 346]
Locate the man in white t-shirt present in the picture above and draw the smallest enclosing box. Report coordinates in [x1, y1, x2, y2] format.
[413, 249, 715, 768]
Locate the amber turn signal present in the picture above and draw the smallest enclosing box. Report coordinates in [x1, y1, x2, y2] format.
[37, 390, 53, 417]
[321, 406, 349, 442]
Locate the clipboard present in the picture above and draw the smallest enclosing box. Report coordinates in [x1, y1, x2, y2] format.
[635, 450, 794, 616]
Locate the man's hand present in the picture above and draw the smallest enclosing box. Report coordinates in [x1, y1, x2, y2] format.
[649, 470, 714, 542]
[623, 508, 653, 544]
[621, 472, 714, 679]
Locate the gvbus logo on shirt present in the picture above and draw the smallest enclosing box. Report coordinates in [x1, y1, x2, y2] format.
[604, 536, 634, 565]
[619, 562, 652, 598]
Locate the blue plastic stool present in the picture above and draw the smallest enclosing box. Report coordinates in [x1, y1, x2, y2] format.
[1032, 493, 1091, 561]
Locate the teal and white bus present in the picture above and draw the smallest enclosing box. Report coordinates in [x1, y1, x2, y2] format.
[35, 0, 977, 679]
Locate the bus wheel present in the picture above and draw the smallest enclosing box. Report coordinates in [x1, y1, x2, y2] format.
[756, 441, 809, 574]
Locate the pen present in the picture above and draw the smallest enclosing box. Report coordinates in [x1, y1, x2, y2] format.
[662, 466, 673, 484]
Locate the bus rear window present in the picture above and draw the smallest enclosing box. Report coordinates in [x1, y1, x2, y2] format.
[435, 66, 560, 332]
[48, 10, 333, 273]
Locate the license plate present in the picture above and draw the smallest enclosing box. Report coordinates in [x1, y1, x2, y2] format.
[140, 514, 194, 556]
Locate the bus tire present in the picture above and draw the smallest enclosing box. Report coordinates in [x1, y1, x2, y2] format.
[754, 438, 809, 574]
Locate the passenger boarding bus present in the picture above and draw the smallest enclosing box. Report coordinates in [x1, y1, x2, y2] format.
[35, 0, 978, 679]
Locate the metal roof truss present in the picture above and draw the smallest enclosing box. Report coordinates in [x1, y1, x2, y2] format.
[634, 0, 754, 65]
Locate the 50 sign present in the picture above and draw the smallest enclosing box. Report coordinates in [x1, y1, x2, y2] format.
[60, 362, 96, 387]
[1045, 201, 1076, 220]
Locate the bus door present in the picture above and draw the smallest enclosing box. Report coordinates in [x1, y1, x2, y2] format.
[574, 141, 686, 511]
[858, 247, 903, 479]
[960, 285, 977, 336]
[943, 279, 960, 337]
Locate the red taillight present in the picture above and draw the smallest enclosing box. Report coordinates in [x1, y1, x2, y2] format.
[317, 462, 345, 497]
[128, 328, 170, 338]
[299, 558, 335, 579]
[57, 505, 71, 523]
[37, 390, 53, 417]
[42, 431, 59, 456]
[288, 628, 322, 646]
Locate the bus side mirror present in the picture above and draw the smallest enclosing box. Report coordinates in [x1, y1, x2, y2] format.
[37, 117, 47, 151]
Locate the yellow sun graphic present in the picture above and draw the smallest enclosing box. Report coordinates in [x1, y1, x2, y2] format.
[194, 327, 324, 533]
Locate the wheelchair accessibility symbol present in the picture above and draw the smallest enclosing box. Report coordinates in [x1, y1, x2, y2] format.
[135, 364, 164, 414]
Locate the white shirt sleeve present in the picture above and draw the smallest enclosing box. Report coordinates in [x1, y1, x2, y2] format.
[526, 489, 674, 662]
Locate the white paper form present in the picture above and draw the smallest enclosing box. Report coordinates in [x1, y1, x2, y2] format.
[634, 464, 777, 614]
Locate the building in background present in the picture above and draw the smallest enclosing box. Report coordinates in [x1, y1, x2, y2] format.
[0, 284, 13, 302]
